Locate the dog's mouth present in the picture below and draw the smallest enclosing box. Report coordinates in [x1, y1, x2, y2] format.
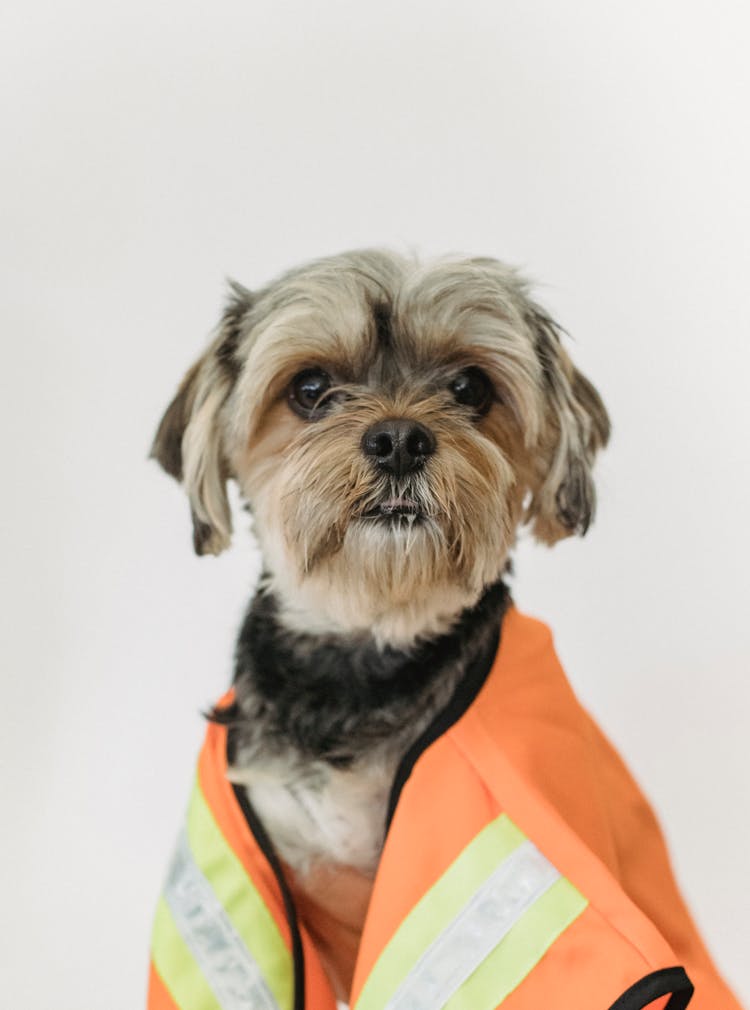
[361, 496, 424, 520]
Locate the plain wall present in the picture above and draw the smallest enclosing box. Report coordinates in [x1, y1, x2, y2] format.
[2, 1, 748, 1005]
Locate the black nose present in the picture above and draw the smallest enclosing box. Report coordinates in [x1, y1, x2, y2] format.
[361, 418, 436, 477]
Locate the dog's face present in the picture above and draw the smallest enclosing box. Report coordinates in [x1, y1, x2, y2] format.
[152, 250, 609, 642]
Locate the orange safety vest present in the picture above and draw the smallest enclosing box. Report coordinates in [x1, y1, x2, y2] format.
[148, 606, 742, 1010]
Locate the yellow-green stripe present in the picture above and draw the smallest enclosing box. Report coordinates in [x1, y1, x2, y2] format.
[355, 814, 526, 1010]
[151, 897, 220, 1010]
[442, 877, 587, 1009]
[185, 777, 294, 1010]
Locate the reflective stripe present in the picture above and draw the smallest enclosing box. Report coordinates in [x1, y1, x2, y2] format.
[150, 775, 293, 1010]
[355, 815, 587, 1010]
[388, 840, 558, 1010]
[355, 815, 524, 1010]
[443, 877, 588, 1010]
[152, 897, 220, 1010]
[186, 779, 293, 1010]
[160, 828, 282, 1010]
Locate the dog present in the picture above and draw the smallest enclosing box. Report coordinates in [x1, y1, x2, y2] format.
[151, 246, 608, 867]
[148, 250, 739, 1008]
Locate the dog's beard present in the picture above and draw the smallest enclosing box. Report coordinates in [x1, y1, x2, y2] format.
[245, 405, 518, 641]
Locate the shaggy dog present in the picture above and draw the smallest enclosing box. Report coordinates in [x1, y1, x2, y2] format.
[150, 248, 612, 998]
[151, 247, 609, 866]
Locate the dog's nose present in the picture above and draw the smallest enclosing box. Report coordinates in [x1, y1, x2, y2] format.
[361, 418, 436, 476]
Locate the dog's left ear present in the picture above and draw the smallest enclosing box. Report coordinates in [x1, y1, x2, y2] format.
[524, 308, 611, 544]
[149, 283, 252, 556]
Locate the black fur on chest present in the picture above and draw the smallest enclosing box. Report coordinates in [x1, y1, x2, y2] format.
[210, 580, 510, 769]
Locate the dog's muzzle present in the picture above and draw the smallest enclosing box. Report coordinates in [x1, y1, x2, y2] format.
[361, 418, 436, 478]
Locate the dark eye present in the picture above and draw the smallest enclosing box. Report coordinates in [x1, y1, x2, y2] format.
[288, 368, 334, 419]
[449, 367, 494, 416]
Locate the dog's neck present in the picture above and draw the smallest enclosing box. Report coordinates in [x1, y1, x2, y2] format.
[260, 561, 493, 649]
[221, 578, 510, 768]
[213, 578, 509, 876]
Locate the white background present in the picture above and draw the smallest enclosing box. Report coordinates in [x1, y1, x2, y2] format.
[2, 1, 748, 1006]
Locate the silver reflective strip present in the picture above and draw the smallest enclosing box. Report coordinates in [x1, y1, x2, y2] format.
[386, 840, 560, 1010]
[163, 829, 281, 1010]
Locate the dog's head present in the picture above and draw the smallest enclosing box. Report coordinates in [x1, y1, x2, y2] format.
[151, 250, 610, 642]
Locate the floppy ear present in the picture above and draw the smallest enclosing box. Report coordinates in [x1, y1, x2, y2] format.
[524, 308, 611, 544]
[149, 283, 252, 556]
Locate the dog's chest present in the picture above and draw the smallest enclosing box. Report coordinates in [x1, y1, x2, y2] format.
[235, 756, 394, 876]
[224, 583, 507, 879]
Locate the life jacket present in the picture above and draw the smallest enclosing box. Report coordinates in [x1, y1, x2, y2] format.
[147, 606, 742, 1010]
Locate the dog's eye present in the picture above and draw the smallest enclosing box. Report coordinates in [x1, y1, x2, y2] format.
[288, 368, 334, 419]
[449, 367, 494, 416]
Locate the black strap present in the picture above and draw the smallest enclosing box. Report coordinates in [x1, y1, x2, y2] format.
[607, 967, 694, 1010]
[231, 783, 306, 1010]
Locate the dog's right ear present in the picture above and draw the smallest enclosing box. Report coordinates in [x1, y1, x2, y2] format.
[149, 283, 252, 556]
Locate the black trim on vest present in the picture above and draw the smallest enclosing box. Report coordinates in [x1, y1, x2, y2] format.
[231, 783, 306, 1010]
[607, 967, 694, 1010]
[385, 609, 505, 831]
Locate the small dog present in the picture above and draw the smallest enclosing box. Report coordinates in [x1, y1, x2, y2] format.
[150, 248, 611, 994]
[151, 248, 609, 873]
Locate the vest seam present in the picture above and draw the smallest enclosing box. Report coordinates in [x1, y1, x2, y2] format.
[384, 602, 507, 831]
